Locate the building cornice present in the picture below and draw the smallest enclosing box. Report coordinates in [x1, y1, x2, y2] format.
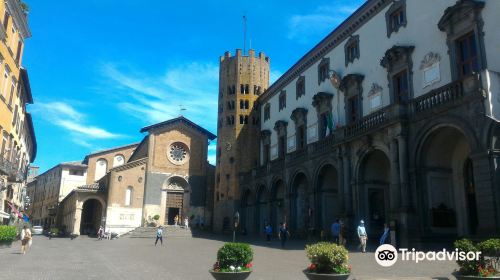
[258, 0, 391, 104]
[5, 0, 31, 39]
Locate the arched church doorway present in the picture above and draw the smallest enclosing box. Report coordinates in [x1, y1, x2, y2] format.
[80, 199, 103, 235]
[419, 126, 478, 236]
[165, 177, 190, 225]
[358, 149, 391, 238]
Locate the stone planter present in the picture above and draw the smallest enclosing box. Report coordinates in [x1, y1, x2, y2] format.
[209, 270, 251, 280]
[303, 270, 350, 280]
[0, 241, 13, 249]
[455, 275, 500, 280]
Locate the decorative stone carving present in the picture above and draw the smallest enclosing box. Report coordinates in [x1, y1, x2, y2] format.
[290, 108, 308, 127]
[167, 182, 184, 191]
[420, 52, 441, 70]
[312, 92, 334, 114]
[385, 0, 407, 38]
[261, 130, 271, 145]
[380, 45, 415, 71]
[368, 83, 383, 96]
[273, 120, 288, 137]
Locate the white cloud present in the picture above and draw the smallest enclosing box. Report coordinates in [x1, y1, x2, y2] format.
[287, 3, 363, 43]
[101, 62, 219, 135]
[32, 101, 122, 147]
[270, 70, 283, 84]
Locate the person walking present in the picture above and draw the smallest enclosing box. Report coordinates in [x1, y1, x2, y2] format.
[379, 223, 390, 245]
[331, 219, 341, 245]
[184, 217, 189, 230]
[155, 226, 163, 246]
[174, 215, 178, 227]
[278, 222, 290, 249]
[357, 220, 368, 253]
[20, 225, 32, 254]
[97, 226, 104, 240]
[265, 223, 273, 243]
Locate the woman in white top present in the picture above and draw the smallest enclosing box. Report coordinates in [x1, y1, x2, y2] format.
[20, 225, 32, 254]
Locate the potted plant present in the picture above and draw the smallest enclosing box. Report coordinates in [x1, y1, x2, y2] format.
[454, 238, 500, 279]
[304, 242, 351, 280]
[0, 225, 17, 249]
[152, 215, 160, 226]
[209, 242, 253, 280]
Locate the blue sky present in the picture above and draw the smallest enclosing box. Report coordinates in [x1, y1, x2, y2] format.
[24, 0, 364, 173]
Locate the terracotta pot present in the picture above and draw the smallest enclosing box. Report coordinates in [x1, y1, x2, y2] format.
[303, 270, 350, 280]
[209, 270, 251, 280]
[455, 275, 500, 280]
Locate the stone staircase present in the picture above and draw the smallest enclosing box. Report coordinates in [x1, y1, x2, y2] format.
[122, 226, 193, 238]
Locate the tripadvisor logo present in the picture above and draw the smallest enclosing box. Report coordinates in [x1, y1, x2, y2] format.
[375, 244, 481, 267]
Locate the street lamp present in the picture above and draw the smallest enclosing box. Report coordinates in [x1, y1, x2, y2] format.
[233, 211, 240, 243]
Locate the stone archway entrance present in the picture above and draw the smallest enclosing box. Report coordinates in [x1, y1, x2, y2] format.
[80, 199, 104, 235]
[358, 150, 391, 238]
[271, 180, 286, 232]
[240, 189, 254, 234]
[317, 165, 340, 231]
[255, 186, 269, 234]
[290, 173, 311, 234]
[163, 176, 190, 225]
[419, 126, 478, 236]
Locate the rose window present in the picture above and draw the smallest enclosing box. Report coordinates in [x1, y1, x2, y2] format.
[169, 142, 189, 164]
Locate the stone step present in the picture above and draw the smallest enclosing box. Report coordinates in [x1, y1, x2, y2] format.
[122, 226, 193, 238]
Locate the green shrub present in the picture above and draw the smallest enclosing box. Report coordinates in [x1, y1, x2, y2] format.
[454, 238, 500, 276]
[0, 225, 17, 242]
[454, 238, 479, 276]
[214, 243, 253, 272]
[153, 215, 160, 221]
[305, 242, 350, 274]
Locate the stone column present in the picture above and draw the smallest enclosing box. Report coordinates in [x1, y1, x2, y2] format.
[341, 146, 352, 215]
[73, 207, 82, 235]
[389, 139, 400, 210]
[397, 135, 409, 208]
[159, 189, 167, 226]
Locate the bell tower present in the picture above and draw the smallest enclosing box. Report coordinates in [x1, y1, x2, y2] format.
[213, 49, 270, 232]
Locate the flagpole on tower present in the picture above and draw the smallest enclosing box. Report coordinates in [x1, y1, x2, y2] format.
[243, 13, 247, 55]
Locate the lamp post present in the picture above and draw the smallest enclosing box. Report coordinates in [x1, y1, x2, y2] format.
[233, 211, 240, 243]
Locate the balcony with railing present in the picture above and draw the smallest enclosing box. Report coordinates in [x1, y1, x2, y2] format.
[410, 74, 482, 115]
[243, 75, 483, 182]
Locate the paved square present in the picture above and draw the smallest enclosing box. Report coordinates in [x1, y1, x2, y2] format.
[1, 234, 458, 280]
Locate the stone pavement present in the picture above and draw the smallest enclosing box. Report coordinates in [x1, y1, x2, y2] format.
[0, 233, 458, 280]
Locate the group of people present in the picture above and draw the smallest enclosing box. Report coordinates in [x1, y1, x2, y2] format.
[331, 219, 391, 253]
[263, 222, 291, 249]
[173, 215, 190, 230]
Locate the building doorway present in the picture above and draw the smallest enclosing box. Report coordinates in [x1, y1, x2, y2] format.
[167, 207, 180, 225]
[165, 192, 183, 225]
[80, 199, 103, 235]
[419, 126, 477, 236]
[358, 149, 390, 239]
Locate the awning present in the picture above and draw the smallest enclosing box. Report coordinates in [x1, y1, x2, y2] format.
[0, 210, 10, 219]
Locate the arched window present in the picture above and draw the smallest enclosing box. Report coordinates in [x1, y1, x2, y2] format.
[113, 154, 125, 167]
[125, 186, 133, 206]
[95, 158, 107, 181]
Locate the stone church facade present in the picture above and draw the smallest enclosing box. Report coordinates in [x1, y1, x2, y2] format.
[59, 117, 215, 235]
[214, 0, 500, 246]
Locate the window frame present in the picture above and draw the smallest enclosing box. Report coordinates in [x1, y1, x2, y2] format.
[385, 0, 407, 38]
